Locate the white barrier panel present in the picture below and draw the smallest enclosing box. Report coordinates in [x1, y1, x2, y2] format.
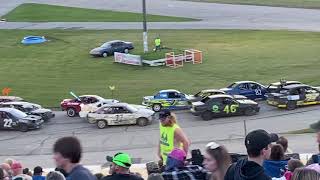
[114, 52, 142, 66]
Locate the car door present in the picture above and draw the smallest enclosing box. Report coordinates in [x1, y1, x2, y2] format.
[222, 97, 241, 116]
[99, 107, 118, 125]
[167, 92, 182, 107]
[237, 83, 254, 99]
[305, 87, 319, 102]
[249, 83, 264, 99]
[209, 97, 225, 117]
[117, 106, 135, 125]
[111, 42, 121, 53]
[0, 111, 14, 130]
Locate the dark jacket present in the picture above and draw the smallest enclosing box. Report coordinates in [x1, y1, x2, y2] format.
[263, 160, 288, 178]
[224, 158, 271, 180]
[66, 165, 97, 180]
[102, 173, 144, 180]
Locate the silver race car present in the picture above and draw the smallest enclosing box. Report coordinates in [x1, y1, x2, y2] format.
[86, 103, 155, 129]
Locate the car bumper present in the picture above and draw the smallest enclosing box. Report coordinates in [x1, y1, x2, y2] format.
[90, 52, 102, 56]
[190, 108, 202, 116]
[28, 120, 44, 129]
[267, 100, 287, 108]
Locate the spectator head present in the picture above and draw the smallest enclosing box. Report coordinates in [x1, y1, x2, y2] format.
[276, 136, 289, 152]
[292, 168, 320, 180]
[0, 164, 11, 175]
[53, 136, 82, 169]
[11, 162, 22, 176]
[245, 130, 277, 159]
[106, 152, 132, 174]
[159, 110, 177, 126]
[270, 144, 285, 161]
[22, 168, 31, 176]
[46, 171, 66, 180]
[4, 159, 14, 167]
[94, 173, 104, 180]
[33, 166, 43, 176]
[54, 168, 68, 177]
[287, 159, 304, 172]
[165, 148, 186, 170]
[148, 173, 164, 180]
[203, 141, 231, 177]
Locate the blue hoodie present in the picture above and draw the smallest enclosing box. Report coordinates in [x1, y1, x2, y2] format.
[263, 160, 288, 178]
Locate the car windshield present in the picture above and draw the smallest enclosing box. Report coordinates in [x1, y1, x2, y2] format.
[10, 109, 27, 119]
[100, 43, 111, 48]
[23, 105, 39, 112]
[227, 83, 237, 88]
[126, 105, 138, 112]
[201, 97, 211, 103]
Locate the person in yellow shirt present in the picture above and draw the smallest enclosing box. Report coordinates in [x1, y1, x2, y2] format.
[154, 37, 161, 52]
[158, 109, 190, 164]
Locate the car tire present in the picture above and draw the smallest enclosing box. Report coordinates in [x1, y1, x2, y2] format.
[244, 107, 256, 116]
[124, 49, 129, 54]
[201, 111, 213, 121]
[137, 117, 148, 127]
[19, 124, 28, 132]
[97, 120, 107, 129]
[152, 104, 162, 112]
[67, 108, 77, 117]
[287, 101, 297, 110]
[102, 52, 108, 57]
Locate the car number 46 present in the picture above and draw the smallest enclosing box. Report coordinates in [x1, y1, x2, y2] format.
[3, 119, 13, 128]
[223, 105, 238, 114]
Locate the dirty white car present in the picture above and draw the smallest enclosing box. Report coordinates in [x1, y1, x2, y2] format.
[86, 103, 155, 129]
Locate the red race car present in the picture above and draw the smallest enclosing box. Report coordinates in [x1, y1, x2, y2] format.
[60, 95, 118, 117]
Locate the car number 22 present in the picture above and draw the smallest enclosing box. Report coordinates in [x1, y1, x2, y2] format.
[3, 119, 13, 128]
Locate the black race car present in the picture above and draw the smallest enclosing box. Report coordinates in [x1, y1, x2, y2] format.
[267, 84, 320, 110]
[0, 101, 55, 121]
[0, 108, 44, 132]
[191, 94, 260, 120]
[266, 81, 302, 93]
[89, 40, 134, 57]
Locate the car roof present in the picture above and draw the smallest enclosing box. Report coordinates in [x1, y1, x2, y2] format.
[79, 95, 103, 99]
[208, 94, 233, 99]
[283, 84, 310, 89]
[1, 101, 31, 105]
[0, 96, 23, 100]
[200, 89, 225, 93]
[107, 40, 124, 44]
[0, 107, 19, 113]
[270, 81, 301, 86]
[159, 89, 181, 93]
[101, 103, 129, 108]
[234, 81, 259, 84]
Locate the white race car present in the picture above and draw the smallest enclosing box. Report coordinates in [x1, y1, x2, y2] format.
[86, 103, 155, 129]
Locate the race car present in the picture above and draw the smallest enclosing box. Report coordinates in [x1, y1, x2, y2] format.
[220, 81, 267, 100]
[60, 95, 118, 117]
[267, 84, 320, 110]
[142, 89, 191, 112]
[266, 80, 302, 93]
[0, 96, 24, 103]
[187, 89, 248, 103]
[86, 103, 155, 129]
[0, 108, 44, 132]
[0, 101, 55, 121]
[191, 94, 260, 120]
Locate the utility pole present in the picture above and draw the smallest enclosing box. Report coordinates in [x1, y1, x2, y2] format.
[142, 0, 148, 53]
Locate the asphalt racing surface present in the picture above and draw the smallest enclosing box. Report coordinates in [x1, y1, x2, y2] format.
[0, 102, 319, 168]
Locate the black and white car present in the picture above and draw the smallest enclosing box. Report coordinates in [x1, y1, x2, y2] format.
[0, 101, 55, 121]
[0, 108, 44, 132]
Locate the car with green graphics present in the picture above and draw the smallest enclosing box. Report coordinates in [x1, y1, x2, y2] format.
[191, 94, 260, 121]
[142, 89, 191, 112]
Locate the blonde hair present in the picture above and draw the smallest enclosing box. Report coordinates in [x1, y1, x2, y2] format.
[292, 168, 320, 180]
[168, 113, 177, 125]
[4, 159, 14, 166]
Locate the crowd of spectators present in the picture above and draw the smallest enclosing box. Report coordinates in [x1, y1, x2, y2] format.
[1, 110, 320, 180]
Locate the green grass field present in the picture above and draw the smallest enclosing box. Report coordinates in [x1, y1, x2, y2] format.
[0, 29, 319, 107]
[2, 3, 197, 22]
[180, 0, 320, 9]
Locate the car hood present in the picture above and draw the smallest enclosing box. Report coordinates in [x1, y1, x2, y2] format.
[102, 99, 119, 104]
[220, 88, 232, 92]
[90, 47, 106, 52]
[233, 95, 247, 99]
[192, 101, 205, 106]
[23, 115, 42, 121]
[143, 96, 154, 101]
[236, 99, 257, 105]
[31, 108, 52, 113]
[130, 104, 149, 109]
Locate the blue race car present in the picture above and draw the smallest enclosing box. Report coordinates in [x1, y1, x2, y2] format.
[142, 89, 191, 112]
[220, 81, 267, 100]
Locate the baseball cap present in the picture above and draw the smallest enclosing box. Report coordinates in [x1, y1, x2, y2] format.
[106, 152, 132, 168]
[168, 148, 186, 162]
[245, 129, 278, 152]
[33, 166, 43, 174]
[11, 162, 22, 170]
[159, 109, 171, 120]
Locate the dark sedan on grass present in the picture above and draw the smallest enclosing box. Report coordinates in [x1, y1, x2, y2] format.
[90, 40, 134, 57]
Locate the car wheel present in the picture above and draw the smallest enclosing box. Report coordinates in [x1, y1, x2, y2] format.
[19, 124, 28, 132]
[244, 107, 256, 116]
[152, 104, 162, 112]
[201, 111, 213, 121]
[67, 108, 76, 117]
[137, 117, 148, 127]
[97, 120, 107, 129]
[124, 49, 129, 54]
[102, 52, 108, 57]
[287, 101, 297, 110]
